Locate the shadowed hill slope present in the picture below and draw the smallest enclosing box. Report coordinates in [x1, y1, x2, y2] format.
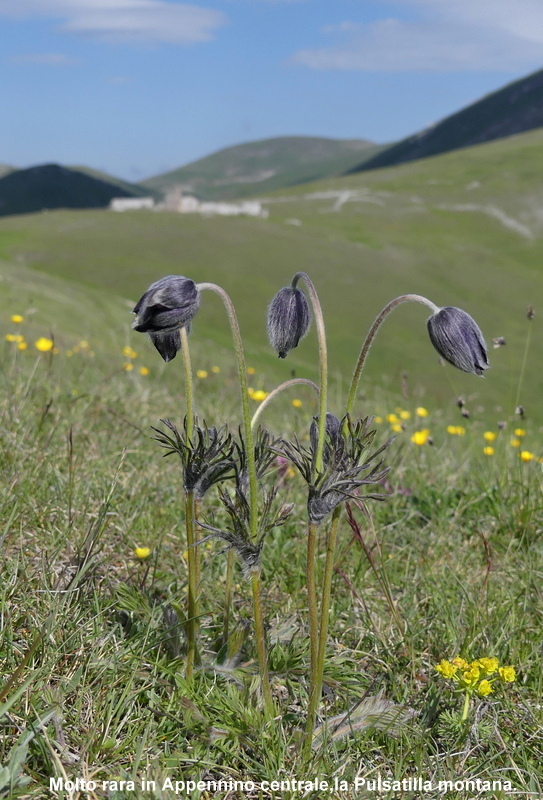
[351, 67, 543, 173]
[0, 163, 146, 217]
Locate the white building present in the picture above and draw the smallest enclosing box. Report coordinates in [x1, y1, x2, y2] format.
[110, 197, 155, 212]
[163, 187, 268, 218]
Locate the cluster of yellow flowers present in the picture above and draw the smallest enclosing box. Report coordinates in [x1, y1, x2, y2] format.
[372, 404, 541, 461]
[447, 425, 466, 436]
[4, 314, 58, 353]
[195, 366, 221, 379]
[436, 656, 516, 697]
[121, 345, 149, 376]
[482, 427, 539, 461]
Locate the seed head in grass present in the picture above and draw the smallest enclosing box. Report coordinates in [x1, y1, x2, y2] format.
[132, 275, 200, 362]
[267, 286, 310, 358]
[152, 418, 236, 500]
[197, 485, 293, 575]
[280, 414, 392, 524]
[427, 306, 488, 376]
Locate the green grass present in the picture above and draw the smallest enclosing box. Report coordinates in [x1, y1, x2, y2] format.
[0, 264, 542, 798]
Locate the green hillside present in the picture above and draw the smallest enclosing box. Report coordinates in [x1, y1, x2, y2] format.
[353, 66, 543, 172]
[0, 128, 542, 423]
[142, 136, 382, 200]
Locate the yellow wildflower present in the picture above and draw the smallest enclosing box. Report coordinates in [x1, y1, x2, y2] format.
[390, 423, 403, 433]
[520, 451, 534, 463]
[447, 425, 466, 435]
[248, 387, 256, 399]
[79, 340, 90, 350]
[247, 366, 256, 375]
[10, 314, 24, 323]
[211, 365, 220, 373]
[416, 406, 429, 417]
[374, 416, 383, 424]
[411, 430, 429, 446]
[123, 362, 134, 371]
[475, 657, 498, 675]
[386, 413, 399, 424]
[252, 389, 268, 402]
[498, 666, 516, 682]
[510, 438, 520, 448]
[477, 680, 493, 697]
[399, 410, 411, 421]
[134, 547, 151, 560]
[5, 334, 17, 342]
[196, 369, 208, 379]
[483, 446, 495, 456]
[139, 366, 150, 376]
[461, 665, 481, 686]
[35, 337, 54, 352]
[483, 431, 497, 442]
[122, 345, 137, 359]
[292, 399, 303, 408]
[514, 428, 526, 437]
[435, 660, 457, 678]
[452, 656, 470, 670]
[17, 342, 27, 351]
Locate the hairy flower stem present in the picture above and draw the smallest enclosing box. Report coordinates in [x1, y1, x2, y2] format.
[306, 522, 319, 677]
[194, 497, 202, 615]
[291, 273, 328, 476]
[250, 378, 319, 430]
[196, 282, 272, 713]
[222, 549, 235, 647]
[251, 568, 274, 717]
[180, 327, 194, 441]
[303, 506, 341, 761]
[346, 294, 439, 416]
[180, 327, 199, 682]
[185, 489, 197, 683]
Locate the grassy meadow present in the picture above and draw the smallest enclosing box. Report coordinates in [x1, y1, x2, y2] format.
[0, 131, 543, 798]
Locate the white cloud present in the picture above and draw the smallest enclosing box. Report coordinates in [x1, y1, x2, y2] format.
[293, 1, 543, 72]
[1, 0, 226, 44]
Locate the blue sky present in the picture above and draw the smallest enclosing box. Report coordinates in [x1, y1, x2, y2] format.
[3, 0, 543, 181]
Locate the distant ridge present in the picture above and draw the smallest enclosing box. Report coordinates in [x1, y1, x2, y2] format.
[0, 163, 149, 217]
[350, 67, 543, 173]
[142, 136, 382, 201]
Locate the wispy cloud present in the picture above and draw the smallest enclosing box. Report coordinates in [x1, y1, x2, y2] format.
[1, 0, 227, 45]
[11, 52, 79, 65]
[293, 0, 543, 72]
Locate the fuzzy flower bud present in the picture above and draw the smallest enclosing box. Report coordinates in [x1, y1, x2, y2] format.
[267, 286, 310, 358]
[132, 275, 200, 362]
[427, 306, 489, 376]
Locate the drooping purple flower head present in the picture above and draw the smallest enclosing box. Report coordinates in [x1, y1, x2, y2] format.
[267, 286, 310, 358]
[132, 275, 200, 362]
[427, 306, 489, 376]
